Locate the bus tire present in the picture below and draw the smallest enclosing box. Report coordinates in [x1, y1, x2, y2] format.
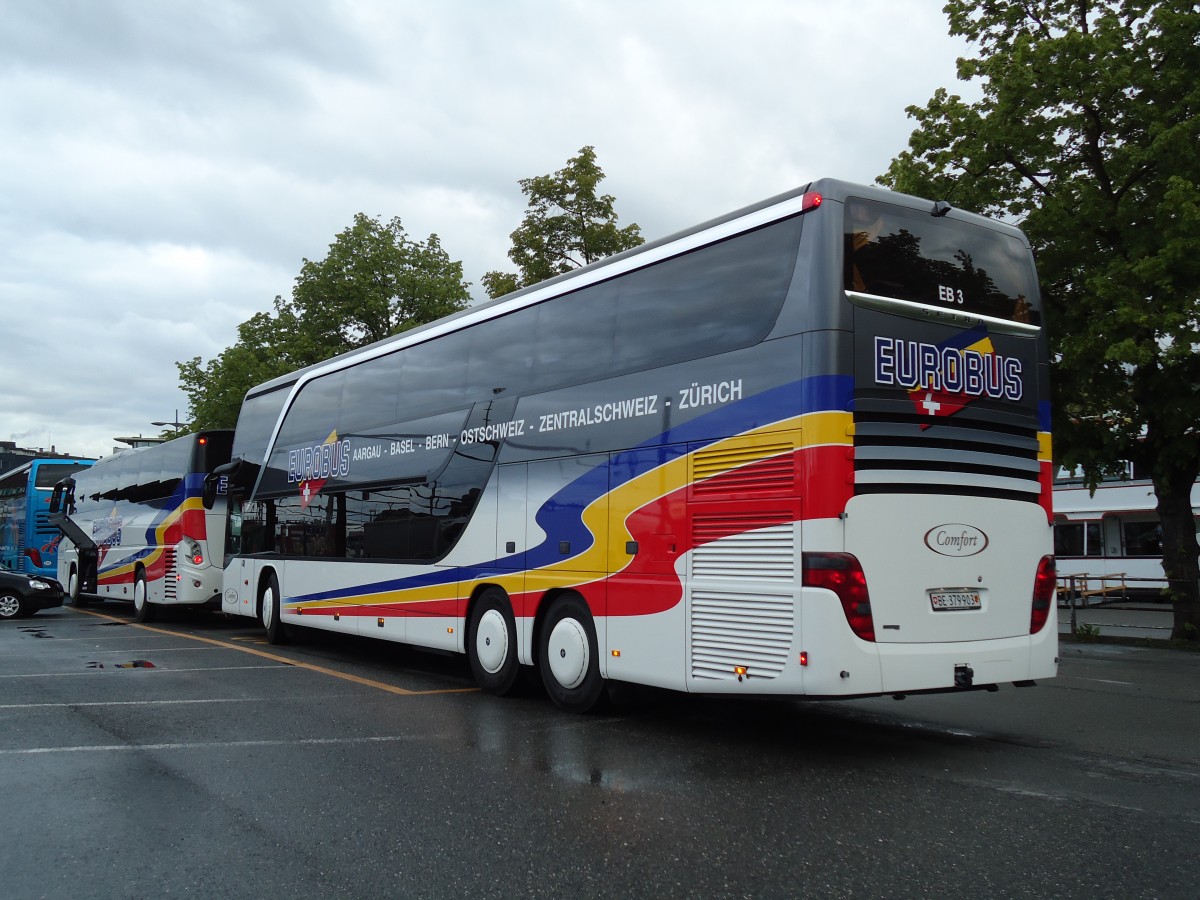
[69, 565, 89, 608]
[133, 568, 155, 623]
[538, 593, 605, 713]
[468, 587, 520, 696]
[262, 572, 287, 645]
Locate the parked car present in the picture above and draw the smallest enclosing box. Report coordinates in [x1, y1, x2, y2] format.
[0, 560, 65, 619]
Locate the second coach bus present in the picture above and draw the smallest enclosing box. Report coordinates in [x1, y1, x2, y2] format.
[54, 431, 232, 620]
[208, 178, 1056, 711]
[0, 457, 93, 577]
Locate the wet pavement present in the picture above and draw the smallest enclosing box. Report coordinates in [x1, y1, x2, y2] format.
[2, 602, 1198, 898]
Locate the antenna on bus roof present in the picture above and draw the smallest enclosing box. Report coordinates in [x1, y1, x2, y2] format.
[931, 200, 953, 217]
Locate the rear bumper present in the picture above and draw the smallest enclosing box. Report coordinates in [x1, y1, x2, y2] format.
[876, 624, 1058, 694]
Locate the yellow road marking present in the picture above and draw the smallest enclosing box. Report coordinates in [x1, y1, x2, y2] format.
[69, 607, 478, 698]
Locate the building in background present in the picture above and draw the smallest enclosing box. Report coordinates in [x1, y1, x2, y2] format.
[0, 441, 91, 479]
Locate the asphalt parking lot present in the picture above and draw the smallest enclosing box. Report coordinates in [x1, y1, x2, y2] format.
[4, 602, 1200, 899]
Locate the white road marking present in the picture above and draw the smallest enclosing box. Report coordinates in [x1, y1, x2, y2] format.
[1, 735, 421, 755]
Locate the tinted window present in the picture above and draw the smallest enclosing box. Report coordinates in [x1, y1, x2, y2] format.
[397, 330, 471, 421]
[275, 494, 344, 558]
[1054, 522, 1084, 557]
[1123, 520, 1162, 557]
[232, 387, 292, 463]
[614, 219, 802, 371]
[231, 498, 274, 555]
[264, 458, 489, 563]
[34, 463, 89, 489]
[844, 197, 1040, 325]
[467, 308, 537, 399]
[533, 281, 618, 389]
[345, 489, 441, 561]
[340, 352, 405, 435]
[194, 431, 234, 473]
[276, 372, 346, 448]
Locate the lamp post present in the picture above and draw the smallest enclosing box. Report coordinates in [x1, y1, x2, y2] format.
[152, 410, 188, 436]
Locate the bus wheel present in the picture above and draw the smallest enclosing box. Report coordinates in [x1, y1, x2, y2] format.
[69, 566, 89, 608]
[468, 587, 519, 696]
[133, 569, 155, 623]
[538, 593, 604, 713]
[262, 572, 287, 645]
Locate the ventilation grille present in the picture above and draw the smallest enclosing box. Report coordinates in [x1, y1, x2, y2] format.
[854, 414, 1041, 502]
[33, 511, 56, 539]
[163, 548, 177, 600]
[689, 589, 794, 681]
[691, 517, 794, 581]
[692, 442, 793, 497]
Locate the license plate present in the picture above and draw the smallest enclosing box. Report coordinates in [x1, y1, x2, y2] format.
[929, 590, 982, 611]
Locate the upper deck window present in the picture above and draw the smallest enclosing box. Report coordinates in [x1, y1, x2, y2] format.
[843, 197, 1041, 327]
[33, 463, 89, 489]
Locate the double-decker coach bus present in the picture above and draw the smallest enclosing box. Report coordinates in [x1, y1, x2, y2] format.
[53, 431, 232, 621]
[0, 458, 94, 577]
[208, 178, 1056, 711]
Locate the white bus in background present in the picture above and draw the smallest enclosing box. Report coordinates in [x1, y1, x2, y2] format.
[1053, 463, 1200, 599]
[51, 431, 234, 621]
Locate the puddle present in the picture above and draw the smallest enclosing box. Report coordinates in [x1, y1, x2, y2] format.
[86, 660, 156, 669]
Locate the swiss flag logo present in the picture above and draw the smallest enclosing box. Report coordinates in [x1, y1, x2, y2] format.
[908, 332, 996, 429]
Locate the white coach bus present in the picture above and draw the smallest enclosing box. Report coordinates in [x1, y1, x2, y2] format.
[206, 179, 1057, 711]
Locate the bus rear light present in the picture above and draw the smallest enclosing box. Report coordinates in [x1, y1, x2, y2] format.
[1031, 555, 1056, 634]
[799, 651, 808, 667]
[801, 191, 823, 213]
[803, 552, 875, 642]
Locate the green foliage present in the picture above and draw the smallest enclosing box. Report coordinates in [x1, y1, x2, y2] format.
[881, 1, 1200, 638]
[480, 270, 521, 300]
[484, 146, 644, 298]
[179, 214, 471, 430]
[291, 216, 471, 354]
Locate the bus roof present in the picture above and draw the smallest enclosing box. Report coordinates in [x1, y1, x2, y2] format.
[243, 177, 1032, 402]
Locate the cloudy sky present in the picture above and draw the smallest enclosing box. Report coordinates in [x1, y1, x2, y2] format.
[1, 0, 975, 461]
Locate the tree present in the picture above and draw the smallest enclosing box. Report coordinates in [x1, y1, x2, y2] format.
[484, 146, 644, 297]
[880, 1, 1200, 639]
[179, 214, 471, 430]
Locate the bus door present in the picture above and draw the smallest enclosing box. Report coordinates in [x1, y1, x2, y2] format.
[491, 462, 528, 657]
[604, 444, 689, 690]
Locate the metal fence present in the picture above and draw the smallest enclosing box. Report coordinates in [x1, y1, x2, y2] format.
[1057, 574, 1173, 637]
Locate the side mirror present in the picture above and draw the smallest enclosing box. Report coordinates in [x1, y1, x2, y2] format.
[201, 474, 228, 510]
[49, 479, 74, 515]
